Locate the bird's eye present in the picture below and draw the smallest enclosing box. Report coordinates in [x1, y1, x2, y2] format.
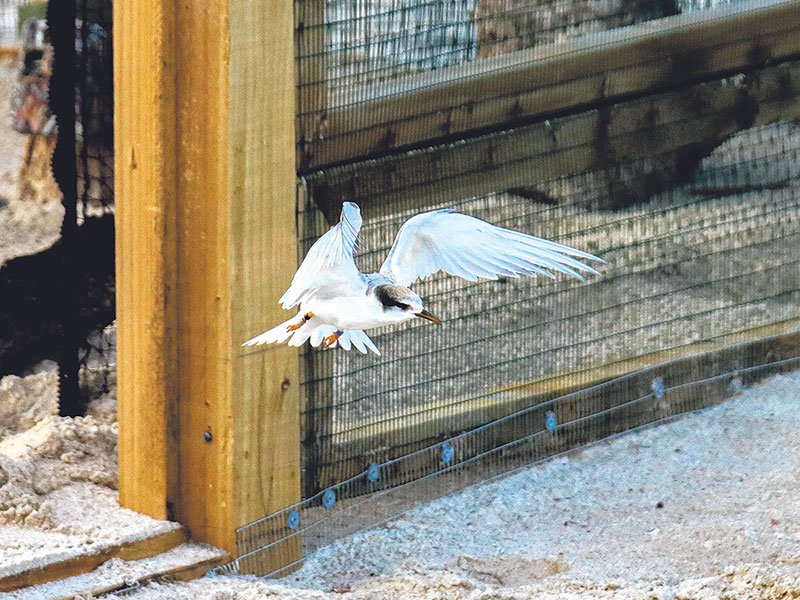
[393, 302, 410, 311]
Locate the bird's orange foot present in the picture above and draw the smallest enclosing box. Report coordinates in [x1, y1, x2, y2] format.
[324, 330, 343, 348]
[287, 311, 314, 332]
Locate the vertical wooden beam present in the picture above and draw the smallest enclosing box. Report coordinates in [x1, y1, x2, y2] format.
[114, 0, 178, 521]
[116, 0, 301, 566]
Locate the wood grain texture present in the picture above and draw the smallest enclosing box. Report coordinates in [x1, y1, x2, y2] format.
[10, 545, 229, 600]
[170, 0, 300, 557]
[299, 0, 800, 171]
[172, 0, 233, 552]
[114, 0, 178, 521]
[0, 528, 188, 593]
[116, 0, 301, 566]
[228, 0, 302, 563]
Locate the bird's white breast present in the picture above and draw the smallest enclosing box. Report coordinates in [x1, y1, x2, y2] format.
[303, 292, 412, 331]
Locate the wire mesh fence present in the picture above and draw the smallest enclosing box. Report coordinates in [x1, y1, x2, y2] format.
[294, 0, 787, 171]
[218, 0, 800, 577]
[75, 0, 114, 217]
[227, 337, 800, 576]
[16, 1, 114, 214]
[227, 125, 800, 574]
[298, 118, 800, 494]
[297, 0, 742, 111]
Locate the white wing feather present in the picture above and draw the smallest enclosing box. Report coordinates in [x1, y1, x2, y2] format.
[380, 209, 603, 286]
[279, 202, 367, 309]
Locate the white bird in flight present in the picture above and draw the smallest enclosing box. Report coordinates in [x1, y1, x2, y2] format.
[243, 202, 603, 356]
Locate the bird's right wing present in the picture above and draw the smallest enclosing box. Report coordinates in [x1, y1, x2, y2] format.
[279, 202, 367, 308]
[379, 209, 603, 287]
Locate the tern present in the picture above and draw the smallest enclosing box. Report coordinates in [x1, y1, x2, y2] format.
[243, 202, 603, 355]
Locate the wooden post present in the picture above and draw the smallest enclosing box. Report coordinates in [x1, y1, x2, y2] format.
[114, 0, 179, 523]
[115, 0, 301, 567]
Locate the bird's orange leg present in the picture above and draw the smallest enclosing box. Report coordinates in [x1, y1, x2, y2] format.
[324, 330, 343, 348]
[287, 311, 314, 332]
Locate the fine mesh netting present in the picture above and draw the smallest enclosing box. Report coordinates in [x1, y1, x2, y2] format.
[231, 123, 800, 575]
[298, 0, 742, 108]
[28, 0, 114, 413]
[222, 0, 800, 577]
[294, 0, 787, 171]
[298, 120, 800, 494]
[75, 0, 114, 217]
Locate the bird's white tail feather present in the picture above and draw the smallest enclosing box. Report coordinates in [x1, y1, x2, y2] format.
[241, 316, 300, 346]
[243, 318, 381, 356]
[344, 330, 381, 355]
[310, 325, 334, 347]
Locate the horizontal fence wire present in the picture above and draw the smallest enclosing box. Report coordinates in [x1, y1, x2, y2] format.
[219, 121, 800, 578]
[297, 0, 742, 105]
[221, 339, 800, 577]
[300, 57, 800, 206]
[76, 0, 114, 219]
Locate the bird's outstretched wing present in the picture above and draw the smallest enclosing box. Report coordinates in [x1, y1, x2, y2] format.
[379, 209, 603, 286]
[279, 202, 367, 308]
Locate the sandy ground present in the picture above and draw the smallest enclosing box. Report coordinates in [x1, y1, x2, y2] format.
[6, 542, 228, 600]
[0, 365, 179, 582]
[81, 369, 800, 599]
[0, 52, 165, 588]
[0, 364, 115, 526]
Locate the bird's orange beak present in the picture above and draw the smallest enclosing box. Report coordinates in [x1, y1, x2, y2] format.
[415, 309, 441, 323]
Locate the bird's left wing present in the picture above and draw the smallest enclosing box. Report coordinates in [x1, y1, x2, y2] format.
[279, 202, 367, 308]
[379, 209, 603, 287]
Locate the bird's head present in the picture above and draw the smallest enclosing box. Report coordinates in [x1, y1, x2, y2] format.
[374, 284, 441, 324]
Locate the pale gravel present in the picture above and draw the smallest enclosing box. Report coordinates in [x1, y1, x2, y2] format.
[99, 370, 800, 599]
